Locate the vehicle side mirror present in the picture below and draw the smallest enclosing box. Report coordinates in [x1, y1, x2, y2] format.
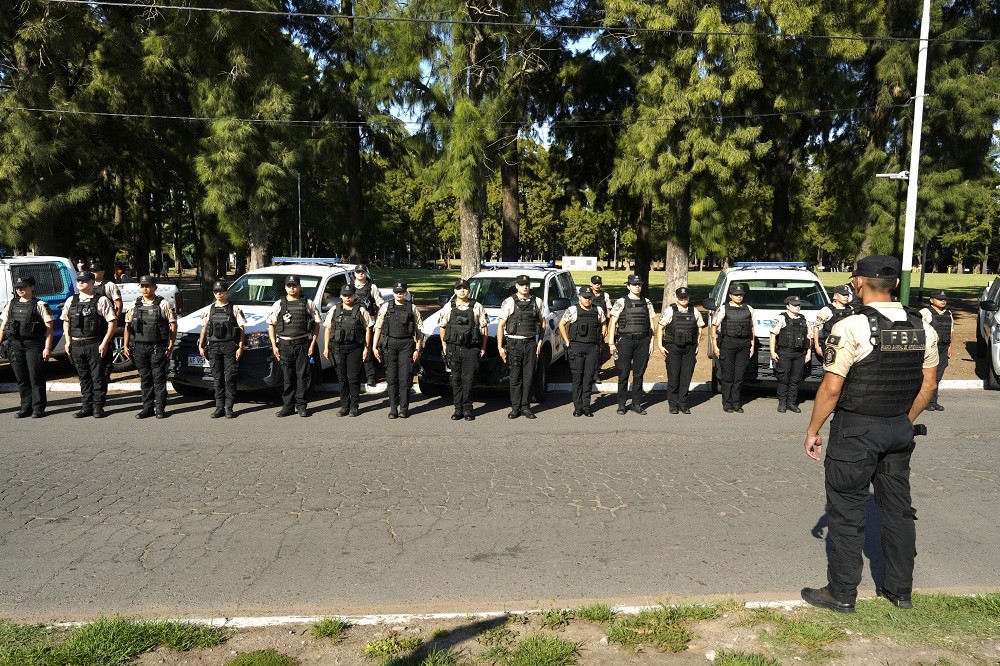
[981, 300, 998, 312]
[551, 298, 571, 311]
[438, 294, 450, 306]
[703, 298, 717, 311]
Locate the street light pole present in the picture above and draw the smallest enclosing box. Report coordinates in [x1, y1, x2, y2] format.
[875, 170, 908, 259]
[296, 171, 303, 257]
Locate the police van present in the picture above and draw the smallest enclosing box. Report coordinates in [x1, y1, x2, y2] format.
[417, 262, 576, 401]
[168, 258, 385, 395]
[0, 255, 78, 361]
[703, 262, 831, 394]
[978, 277, 1000, 390]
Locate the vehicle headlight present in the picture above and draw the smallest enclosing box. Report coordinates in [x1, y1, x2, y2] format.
[244, 331, 271, 350]
[992, 326, 1000, 345]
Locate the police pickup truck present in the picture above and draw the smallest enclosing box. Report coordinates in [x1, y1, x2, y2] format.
[703, 262, 831, 394]
[0, 255, 78, 361]
[167, 258, 385, 396]
[978, 277, 1000, 390]
[417, 262, 576, 401]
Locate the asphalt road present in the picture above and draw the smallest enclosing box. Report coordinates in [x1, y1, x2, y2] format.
[1, 386, 997, 621]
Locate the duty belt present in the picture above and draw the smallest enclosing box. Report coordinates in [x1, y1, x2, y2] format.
[618, 332, 649, 340]
[70, 336, 100, 342]
[278, 334, 310, 341]
[507, 337, 534, 343]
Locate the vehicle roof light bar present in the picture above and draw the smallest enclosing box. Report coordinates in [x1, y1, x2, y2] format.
[481, 261, 555, 270]
[733, 261, 811, 268]
[272, 257, 344, 266]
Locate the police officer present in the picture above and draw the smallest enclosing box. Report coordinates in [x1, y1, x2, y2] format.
[770, 295, 812, 413]
[0, 276, 54, 418]
[589, 275, 613, 386]
[198, 281, 247, 419]
[267, 275, 321, 417]
[559, 286, 608, 416]
[656, 286, 706, 414]
[90, 262, 123, 317]
[497, 274, 546, 419]
[609, 275, 656, 415]
[711, 283, 756, 413]
[438, 279, 489, 421]
[373, 282, 424, 419]
[323, 284, 373, 416]
[123, 275, 178, 418]
[920, 290, 952, 411]
[813, 285, 854, 356]
[63, 272, 118, 418]
[802, 255, 938, 614]
[352, 264, 384, 387]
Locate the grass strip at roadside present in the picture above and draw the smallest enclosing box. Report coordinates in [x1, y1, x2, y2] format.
[0, 617, 228, 666]
[224, 648, 299, 666]
[606, 603, 719, 652]
[311, 617, 350, 642]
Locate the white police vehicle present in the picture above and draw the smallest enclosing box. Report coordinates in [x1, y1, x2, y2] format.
[0, 254, 77, 362]
[168, 258, 384, 396]
[703, 262, 831, 394]
[417, 262, 576, 401]
[977, 277, 1000, 390]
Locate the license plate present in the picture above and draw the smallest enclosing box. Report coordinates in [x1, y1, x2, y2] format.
[188, 354, 208, 367]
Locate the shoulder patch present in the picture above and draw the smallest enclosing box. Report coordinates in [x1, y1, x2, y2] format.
[824, 346, 837, 366]
[826, 335, 841, 346]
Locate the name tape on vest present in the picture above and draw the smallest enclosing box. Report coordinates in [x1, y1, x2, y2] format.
[880, 329, 926, 352]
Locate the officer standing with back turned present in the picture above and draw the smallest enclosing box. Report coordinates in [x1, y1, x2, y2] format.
[656, 286, 706, 414]
[801, 255, 938, 614]
[438, 279, 489, 421]
[372, 282, 423, 419]
[198, 281, 247, 419]
[123, 275, 177, 418]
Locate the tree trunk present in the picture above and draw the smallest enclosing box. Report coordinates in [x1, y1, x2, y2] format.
[662, 186, 692, 309]
[459, 189, 484, 279]
[766, 150, 793, 260]
[247, 210, 269, 270]
[500, 124, 520, 262]
[344, 0, 364, 263]
[634, 200, 653, 299]
[134, 190, 151, 278]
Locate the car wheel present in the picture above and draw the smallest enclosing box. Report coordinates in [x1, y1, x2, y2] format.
[109, 333, 135, 373]
[977, 325, 987, 356]
[418, 377, 443, 397]
[985, 360, 1000, 391]
[531, 347, 550, 403]
[170, 381, 211, 398]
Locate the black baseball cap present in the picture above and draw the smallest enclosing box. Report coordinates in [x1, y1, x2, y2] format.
[89, 262, 106, 272]
[784, 295, 802, 306]
[212, 281, 229, 292]
[340, 284, 356, 296]
[354, 264, 368, 273]
[929, 289, 948, 300]
[675, 287, 691, 298]
[833, 285, 851, 296]
[454, 279, 470, 289]
[578, 286, 594, 298]
[729, 283, 746, 295]
[77, 271, 95, 283]
[14, 276, 36, 289]
[284, 275, 300, 286]
[852, 255, 901, 278]
[139, 275, 156, 286]
[590, 275, 602, 285]
[393, 282, 407, 293]
[627, 275, 643, 285]
[515, 275, 531, 286]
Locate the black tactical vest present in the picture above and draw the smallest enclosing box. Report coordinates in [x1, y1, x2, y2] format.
[929, 308, 952, 346]
[569, 306, 601, 344]
[5, 298, 45, 339]
[617, 298, 652, 336]
[93, 281, 109, 301]
[68, 295, 109, 339]
[593, 292, 609, 320]
[208, 302, 240, 342]
[384, 302, 415, 338]
[505, 298, 540, 337]
[444, 300, 482, 346]
[663, 304, 698, 345]
[331, 303, 365, 344]
[354, 282, 377, 315]
[278, 297, 311, 337]
[720, 303, 752, 339]
[822, 305, 854, 336]
[838, 307, 927, 417]
[776, 313, 809, 350]
[131, 296, 170, 343]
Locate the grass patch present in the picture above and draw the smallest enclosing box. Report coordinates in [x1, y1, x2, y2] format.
[538, 609, 571, 631]
[714, 650, 781, 666]
[508, 635, 579, 666]
[571, 603, 615, 624]
[386, 648, 464, 666]
[225, 649, 299, 666]
[607, 603, 718, 653]
[750, 609, 844, 651]
[363, 634, 423, 663]
[476, 625, 517, 649]
[0, 617, 228, 666]
[311, 617, 349, 642]
[0, 622, 60, 656]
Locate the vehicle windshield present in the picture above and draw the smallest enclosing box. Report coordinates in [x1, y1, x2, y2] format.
[226, 273, 321, 306]
[468, 277, 542, 308]
[729, 280, 829, 310]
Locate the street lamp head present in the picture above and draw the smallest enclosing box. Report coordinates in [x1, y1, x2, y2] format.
[875, 170, 909, 181]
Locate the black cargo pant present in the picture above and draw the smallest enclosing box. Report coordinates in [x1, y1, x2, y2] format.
[616, 333, 650, 409]
[665, 342, 697, 409]
[133, 340, 168, 413]
[775, 347, 806, 406]
[506, 337, 536, 413]
[10, 337, 46, 414]
[448, 344, 480, 415]
[334, 342, 363, 411]
[71, 339, 107, 412]
[208, 340, 239, 409]
[824, 410, 917, 605]
[719, 338, 752, 409]
[930, 343, 949, 407]
[568, 342, 599, 412]
[384, 337, 414, 412]
[278, 337, 310, 410]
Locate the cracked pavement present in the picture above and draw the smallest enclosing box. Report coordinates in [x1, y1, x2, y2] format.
[1, 389, 998, 621]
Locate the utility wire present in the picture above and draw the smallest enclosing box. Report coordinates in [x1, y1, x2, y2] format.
[5, 102, 914, 127]
[43, 0, 1000, 46]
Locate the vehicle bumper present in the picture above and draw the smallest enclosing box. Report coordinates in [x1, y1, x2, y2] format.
[169, 344, 282, 391]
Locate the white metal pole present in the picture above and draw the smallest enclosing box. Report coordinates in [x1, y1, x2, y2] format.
[900, 0, 931, 305]
[297, 171, 303, 257]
